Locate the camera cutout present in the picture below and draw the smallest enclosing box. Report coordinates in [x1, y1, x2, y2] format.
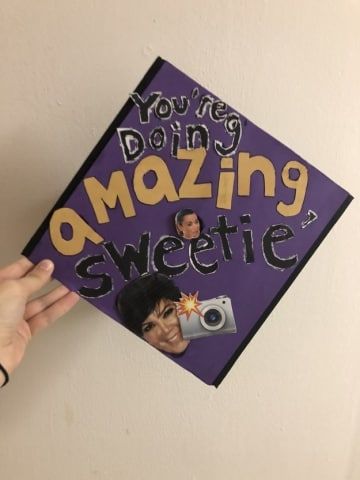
[178, 295, 237, 340]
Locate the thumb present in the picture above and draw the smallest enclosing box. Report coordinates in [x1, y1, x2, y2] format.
[19, 259, 54, 296]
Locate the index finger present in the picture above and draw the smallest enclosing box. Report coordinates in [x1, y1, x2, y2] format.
[0, 256, 34, 281]
[18, 259, 55, 296]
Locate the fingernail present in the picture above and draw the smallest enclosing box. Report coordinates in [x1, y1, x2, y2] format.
[38, 259, 54, 271]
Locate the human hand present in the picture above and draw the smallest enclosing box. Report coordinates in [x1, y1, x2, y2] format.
[0, 257, 79, 386]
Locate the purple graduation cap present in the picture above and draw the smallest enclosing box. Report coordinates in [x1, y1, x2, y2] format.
[23, 58, 353, 386]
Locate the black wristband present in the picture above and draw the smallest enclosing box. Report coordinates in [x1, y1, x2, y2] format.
[0, 363, 9, 387]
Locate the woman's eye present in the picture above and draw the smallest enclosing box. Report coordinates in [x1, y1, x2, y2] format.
[142, 323, 153, 333]
[164, 307, 175, 318]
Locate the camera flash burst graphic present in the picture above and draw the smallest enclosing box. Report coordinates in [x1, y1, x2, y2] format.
[176, 292, 203, 320]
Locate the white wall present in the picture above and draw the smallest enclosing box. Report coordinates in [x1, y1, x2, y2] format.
[0, 1, 359, 479]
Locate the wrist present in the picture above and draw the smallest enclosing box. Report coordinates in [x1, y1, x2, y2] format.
[0, 350, 12, 388]
[0, 344, 18, 376]
[0, 362, 9, 387]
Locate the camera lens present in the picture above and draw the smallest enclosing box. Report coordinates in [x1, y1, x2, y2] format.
[204, 309, 222, 326]
[200, 305, 226, 331]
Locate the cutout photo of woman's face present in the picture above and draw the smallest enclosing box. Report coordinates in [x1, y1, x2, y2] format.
[141, 298, 189, 354]
[117, 273, 190, 355]
[175, 210, 201, 240]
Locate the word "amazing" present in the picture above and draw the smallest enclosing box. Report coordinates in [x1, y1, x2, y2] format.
[49, 147, 308, 256]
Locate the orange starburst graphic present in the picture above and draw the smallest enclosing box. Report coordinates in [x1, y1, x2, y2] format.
[176, 291, 203, 320]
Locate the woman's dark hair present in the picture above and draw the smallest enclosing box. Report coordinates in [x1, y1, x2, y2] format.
[175, 208, 203, 236]
[175, 208, 195, 226]
[116, 273, 181, 337]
